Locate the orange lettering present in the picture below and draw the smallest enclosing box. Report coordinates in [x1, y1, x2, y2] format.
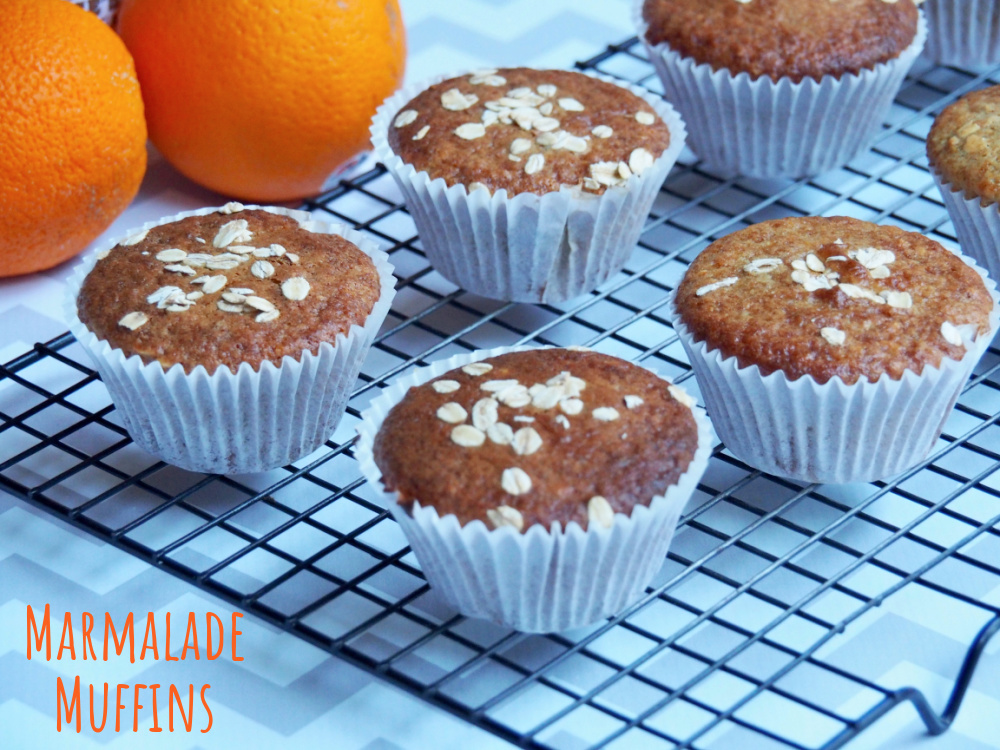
[27, 603, 50, 660]
[231, 613, 243, 661]
[149, 684, 162, 733]
[114, 683, 128, 732]
[57, 611, 75, 661]
[165, 613, 178, 661]
[200, 684, 213, 733]
[56, 675, 81, 732]
[133, 684, 146, 732]
[181, 612, 200, 661]
[140, 612, 158, 661]
[104, 613, 135, 663]
[206, 612, 223, 660]
[89, 682, 109, 732]
[169, 684, 194, 732]
[82, 612, 96, 660]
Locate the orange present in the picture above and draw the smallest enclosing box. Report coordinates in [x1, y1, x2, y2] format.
[117, 0, 407, 202]
[0, 0, 147, 278]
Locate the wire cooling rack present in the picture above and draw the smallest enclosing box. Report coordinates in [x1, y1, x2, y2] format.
[2, 38, 1000, 750]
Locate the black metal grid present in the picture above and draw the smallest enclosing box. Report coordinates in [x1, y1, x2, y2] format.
[2, 38, 1000, 750]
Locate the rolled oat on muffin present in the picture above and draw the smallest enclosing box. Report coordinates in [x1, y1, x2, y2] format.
[371, 68, 686, 302]
[671, 216, 998, 483]
[356, 346, 711, 632]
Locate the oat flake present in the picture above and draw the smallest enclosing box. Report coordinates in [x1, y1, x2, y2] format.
[500, 468, 532, 496]
[628, 148, 654, 175]
[512, 427, 542, 456]
[487, 423, 515, 445]
[118, 311, 148, 330]
[432, 379, 461, 394]
[156, 248, 187, 263]
[436, 402, 468, 424]
[472, 398, 500, 431]
[281, 277, 310, 301]
[696, 277, 738, 296]
[487, 504, 524, 531]
[394, 109, 418, 128]
[525, 153, 545, 175]
[213, 219, 252, 248]
[462, 362, 493, 376]
[592, 407, 620, 422]
[251, 260, 275, 279]
[451, 424, 486, 447]
[201, 276, 228, 295]
[820, 327, 846, 346]
[245, 296, 276, 312]
[587, 496, 614, 529]
[120, 229, 149, 246]
[941, 321, 966, 347]
[454, 123, 486, 140]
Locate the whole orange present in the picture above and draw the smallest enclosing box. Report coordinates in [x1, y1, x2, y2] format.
[0, 0, 146, 278]
[117, 0, 407, 202]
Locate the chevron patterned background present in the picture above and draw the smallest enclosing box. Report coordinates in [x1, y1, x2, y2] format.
[1, 0, 998, 749]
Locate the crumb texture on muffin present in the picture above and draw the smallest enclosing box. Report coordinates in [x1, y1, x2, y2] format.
[928, 85, 1000, 205]
[675, 216, 994, 384]
[387, 68, 671, 196]
[641, 0, 920, 82]
[373, 349, 698, 531]
[77, 206, 381, 373]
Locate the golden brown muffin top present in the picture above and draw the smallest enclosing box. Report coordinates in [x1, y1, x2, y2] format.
[373, 349, 699, 532]
[387, 68, 672, 196]
[675, 217, 993, 384]
[927, 85, 1000, 205]
[77, 207, 381, 374]
[641, 0, 920, 83]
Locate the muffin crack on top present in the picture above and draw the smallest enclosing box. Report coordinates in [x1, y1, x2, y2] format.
[387, 67, 672, 196]
[77, 204, 382, 373]
[641, 0, 922, 83]
[373, 349, 699, 532]
[675, 217, 994, 384]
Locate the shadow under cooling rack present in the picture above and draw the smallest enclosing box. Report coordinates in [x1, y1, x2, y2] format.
[2, 38, 1000, 750]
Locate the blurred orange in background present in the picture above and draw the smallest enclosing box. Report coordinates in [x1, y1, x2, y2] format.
[0, 0, 147, 277]
[117, 0, 407, 202]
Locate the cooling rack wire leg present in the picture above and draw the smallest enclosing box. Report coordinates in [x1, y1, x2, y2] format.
[896, 614, 1000, 735]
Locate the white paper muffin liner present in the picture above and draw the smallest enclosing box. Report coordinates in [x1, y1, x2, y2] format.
[370, 71, 687, 303]
[668, 262, 1000, 484]
[636, 2, 927, 178]
[933, 171, 1000, 284]
[65, 205, 397, 475]
[923, 0, 1000, 68]
[354, 346, 713, 633]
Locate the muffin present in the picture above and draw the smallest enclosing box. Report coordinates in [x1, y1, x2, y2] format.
[371, 68, 686, 302]
[355, 347, 712, 632]
[671, 216, 997, 483]
[68, 204, 396, 474]
[922, 0, 1000, 67]
[637, 0, 927, 178]
[928, 85, 1000, 283]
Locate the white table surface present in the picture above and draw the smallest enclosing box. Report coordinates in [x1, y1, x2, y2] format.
[1, 1, 998, 749]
